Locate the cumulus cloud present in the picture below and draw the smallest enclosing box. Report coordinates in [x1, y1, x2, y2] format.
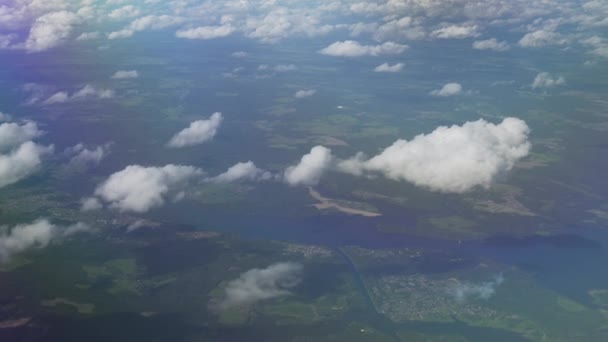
[208, 161, 272, 183]
[449, 274, 504, 302]
[0, 121, 51, 188]
[430, 83, 463, 96]
[42, 84, 114, 104]
[220, 262, 303, 309]
[111, 70, 138, 79]
[473, 38, 510, 51]
[81, 197, 103, 211]
[374, 62, 404, 72]
[319, 40, 408, 57]
[518, 30, 567, 48]
[108, 5, 140, 20]
[337, 118, 530, 193]
[431, 25, 479, 39]
[176, 24, 235, 40]
[167, 112, 223, 148]
[295, 89, 316, 98]
[91, 164, 203, 213]
[284, 146, 333, 186]
[0, 121, 43, 152]
[65, 143, 111, 171]
[531, 72, 565, 89]
[0, 219, 93, 262]
[25, 11, 79, 52]
[108, 15, 185, 40]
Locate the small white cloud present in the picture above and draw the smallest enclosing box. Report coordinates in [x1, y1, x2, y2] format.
[449, 274, 504, 302]
[92, 164, 203, 212]
[76, 32, 99, 41]
[431, 25, 479, 39]
[284, 146, 333, 186]
[176, 24, 235, 40]
[111, 70, 139, 79]
[65, 143, 111, 171]
[430, 83, 463, 96]
[273, 64, 297, 72]
[518, 30, 566, 48]
[43, 91, 70, 104]
[220, 262, 303, 309]
[108, 5, 140, 20]
[319, 40, 408, 57]
[168, 112, 223, 148]
[42, 85, 114, 105]
[295, 89, 316, 98]
[531, 72, 565, 89]
[473, 38, 510, 51]
[231, 51, 249, 58]
[208, 161, 272, 183]
[374, 62, 404, 72]
[0, 219, 93, 262]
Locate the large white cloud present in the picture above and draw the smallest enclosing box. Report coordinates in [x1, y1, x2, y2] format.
[284, 145, 333, 186]
[338, 117, 530, 193]
[91, 164, 203, 212]
[0, 219, 92, 262]
[0, 121, 42, 152]
[430, 83, 463, 96]
[168, 112, 223, 148]
[25, 11, 79, 52]
[0, 120, 51, 188]
[319, 40, 408, 57]
[220, 262, 303, 309]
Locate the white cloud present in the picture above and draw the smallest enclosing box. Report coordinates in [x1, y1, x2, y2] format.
[231, 51, 249, 58]
[374, 62, 404, 72]
[449, 274, 504, 302]
[42, 85, 114, 105]
[531, 72, 565, 89]
[208, 161, 272, 183]
[176, 24, 235, 40]
[0, 141, 52, 188]
[0, 219, 93, 262]
[518, 30, 566, 47]
[111, 70, 139, 79]
[167, 112, 223, 148]
[430, 83, 463, 96]
[66, 143, 111, 171]
[295, 89, 316, 98]
[81, 197, 102, 211]
[76, 31, 99, 41]
[0, 121, 43, 152]
[337, 118, 530, 193]
[108, 5, 140, 20]
[108, 15, 185, 40]
[220, 262, 303, 309]
[319, 40, 408, 57]
[0, 112, 11, 122]
[473, 38, 510, 51]
[273, 64, 297, 72]
[0, 120, 51, 188]
[92, 164, 203, 213]
[284, 145, 333, 186]
[25, 11, 79, 52]
[431, 25, 479, 39]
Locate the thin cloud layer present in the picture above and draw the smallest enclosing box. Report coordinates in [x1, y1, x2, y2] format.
[168, 112, 223, 148]
[449, 274, 505, 302]
[220, 262, 303, 309]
